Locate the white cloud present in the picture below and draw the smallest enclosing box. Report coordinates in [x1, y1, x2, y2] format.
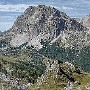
[0, 4, 75, 13]
[0, 4, 74, 13]
[0, 4, 30, 12]
[78, 0, 90, 5]
[61, 6, 73, 10]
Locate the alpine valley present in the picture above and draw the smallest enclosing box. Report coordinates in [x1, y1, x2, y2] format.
[0, 5, 90, 90]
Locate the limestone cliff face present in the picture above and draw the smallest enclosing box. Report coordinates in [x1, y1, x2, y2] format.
[75, 15, 90, 30]
[81, 15, 90, 29]
[0, 5, 89, 49]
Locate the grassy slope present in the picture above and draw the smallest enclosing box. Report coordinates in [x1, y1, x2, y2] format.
[0, 45, 46, 88]
[29, 63, 90, 90]
[0, 42, 90, 90]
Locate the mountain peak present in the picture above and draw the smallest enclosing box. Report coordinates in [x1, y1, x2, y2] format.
[0, 5, 89, 50]
[24, 5, 67, 18]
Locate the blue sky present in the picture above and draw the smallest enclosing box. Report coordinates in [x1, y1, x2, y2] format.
[0, 0, 90, 32]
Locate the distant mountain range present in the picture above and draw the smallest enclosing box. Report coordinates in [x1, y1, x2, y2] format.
[75, 15, 90, 30]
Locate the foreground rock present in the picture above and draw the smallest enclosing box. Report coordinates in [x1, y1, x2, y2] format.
[30, 61, 90, 90]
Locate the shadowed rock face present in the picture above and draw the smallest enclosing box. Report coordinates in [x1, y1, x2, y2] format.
[0, 31, 2, 36]
[0, 5, 89, 49]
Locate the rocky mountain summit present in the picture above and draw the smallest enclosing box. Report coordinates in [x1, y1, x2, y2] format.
[0, 5, 90, 50]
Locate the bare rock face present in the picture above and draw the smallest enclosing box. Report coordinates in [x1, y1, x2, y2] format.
[0, 5, 89, 49]
[10, 33, 29, 47]
[81, 15, 90, 29]
[75, 15, 90, 29]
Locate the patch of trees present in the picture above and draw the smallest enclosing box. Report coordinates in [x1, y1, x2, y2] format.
[39, 42, 90, 72]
